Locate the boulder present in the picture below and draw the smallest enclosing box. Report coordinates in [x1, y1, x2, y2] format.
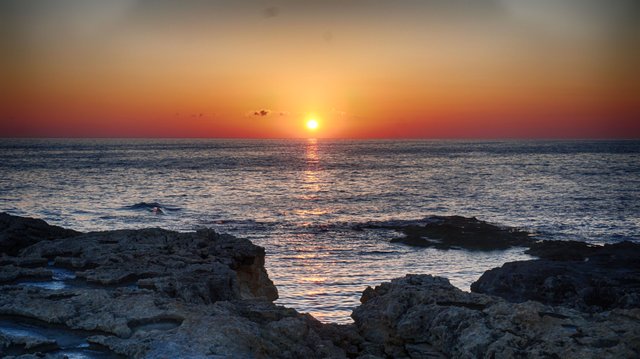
[353, 274, 640, 358]
[472, 241, 640, 312]
[0, 213, 79, 256]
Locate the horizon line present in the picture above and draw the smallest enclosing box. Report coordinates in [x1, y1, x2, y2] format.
[1, 136, 639, 141]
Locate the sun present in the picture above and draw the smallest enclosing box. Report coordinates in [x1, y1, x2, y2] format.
[306, 118, 319, 130]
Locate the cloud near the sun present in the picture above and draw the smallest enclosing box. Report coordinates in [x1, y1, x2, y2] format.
[247, 109, 291, 117]
[254, 109, 270, 117]
[247, 108, 360, 120]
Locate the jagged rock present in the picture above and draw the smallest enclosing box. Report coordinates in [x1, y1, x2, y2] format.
[0, 286, 348, 359]
[16, 227, 278, 303]
[0, 213, 79, 255]
[353, 274, 640, 358]
[367, 216, 532, 250]
[472, 241, 640, 312]
[0, 214, 354, 358]
[2, 213, 638, 358]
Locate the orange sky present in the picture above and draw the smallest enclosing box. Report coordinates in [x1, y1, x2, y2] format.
[1, 1, 639, 138]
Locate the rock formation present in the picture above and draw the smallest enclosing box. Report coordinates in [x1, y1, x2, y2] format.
[472, 240, 640, 312]
[353, 275, 640, 358]
[1, 213, 638, 358]
[361, 215, 533, 250]
[0, 213, 79, 256]
[0, 213, 350, 358]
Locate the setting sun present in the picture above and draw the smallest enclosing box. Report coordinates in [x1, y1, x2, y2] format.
[306, 119, 319, 131]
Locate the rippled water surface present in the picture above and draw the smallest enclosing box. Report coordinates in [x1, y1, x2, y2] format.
[1, 139, 639, 323]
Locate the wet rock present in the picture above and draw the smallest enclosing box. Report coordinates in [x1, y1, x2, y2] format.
[353, 274, 640, 358]
[0, 213, 79, 256]
[384, 215, 532, 250]
[0, 329, 58, 355]
[4, 213, 638, 358]
[0, 214, 353, 358]
[0, 265, 52, 284]
[0, 286, 347, 358]
[472, 241, 640, 312]
[525, 239, 638, 262]
[17, 227, 278, 303]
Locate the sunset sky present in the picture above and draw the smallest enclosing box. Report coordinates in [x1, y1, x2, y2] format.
[1, 0, 639, 138]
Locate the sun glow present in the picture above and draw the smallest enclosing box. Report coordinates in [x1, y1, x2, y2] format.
[306, 119, 319, 131]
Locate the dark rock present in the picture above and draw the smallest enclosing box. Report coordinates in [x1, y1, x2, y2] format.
[0, 213, 79, 256]
[385, 215, 532, 250]
[525, 240, 600, 260]
[0, 286, 349, 358]
[472, 241, 640, 312]
[353, 274, 640, 358]
[14, 227, 279, 304]
[526, 240, 639, 263]
[3, 214, 639, 358]
[0, 215, 356, 358]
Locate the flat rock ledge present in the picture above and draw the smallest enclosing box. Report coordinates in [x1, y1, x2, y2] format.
[1, 213, 639, 358]
[360, 215, 533, 251]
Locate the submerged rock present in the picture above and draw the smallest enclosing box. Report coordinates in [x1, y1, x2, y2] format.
[472, 241, 640, 312]
[382, 215, 532, 250]
[353, 274, 640, 358]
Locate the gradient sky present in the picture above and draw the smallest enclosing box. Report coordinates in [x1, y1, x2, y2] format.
[1, 0, 639, 138]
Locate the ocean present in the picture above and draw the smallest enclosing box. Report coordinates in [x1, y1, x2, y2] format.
[1, 139, 638, 323]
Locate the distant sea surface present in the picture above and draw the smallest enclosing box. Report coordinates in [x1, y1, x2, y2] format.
[1, 139, 639, 323]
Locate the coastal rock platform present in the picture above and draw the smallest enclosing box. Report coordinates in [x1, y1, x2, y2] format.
[0, 213, 348, 358]
[1, 213, 638, 358]
[354, 274, 640, 358]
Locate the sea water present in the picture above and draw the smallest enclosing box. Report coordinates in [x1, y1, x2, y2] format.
[1, 139, 638, 323]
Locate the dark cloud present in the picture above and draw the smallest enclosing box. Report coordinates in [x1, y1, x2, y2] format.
[4, 0, 636, 34]
[247, 109, 291, 117]
[253, 109, 271, 117]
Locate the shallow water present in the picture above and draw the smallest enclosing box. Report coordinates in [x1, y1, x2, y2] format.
[0, 317, 120, 358]
[1, 139, 638, 323]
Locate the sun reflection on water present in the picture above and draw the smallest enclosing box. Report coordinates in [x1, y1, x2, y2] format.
[303, 138, 320, 191]
[292, 141, 335, 312]
[305, 138, 319, 165]
[297, 139, 330, 219]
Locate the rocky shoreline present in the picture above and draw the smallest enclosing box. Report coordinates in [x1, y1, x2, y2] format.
[1, 213, 638, 358]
